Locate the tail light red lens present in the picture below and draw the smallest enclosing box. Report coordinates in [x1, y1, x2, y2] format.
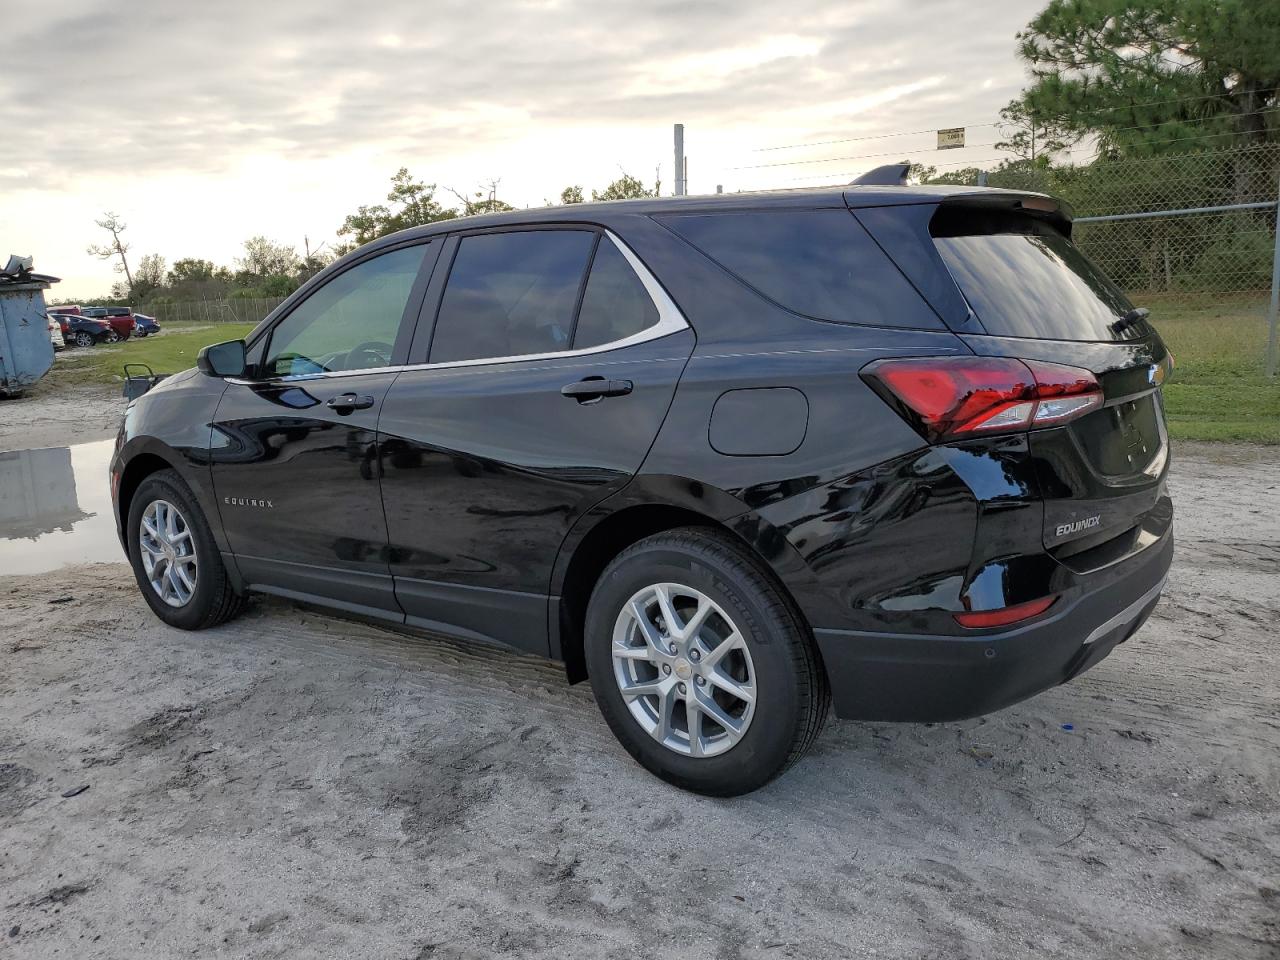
[954, 595, 1057, 629]
[861, 356, 1102, 443]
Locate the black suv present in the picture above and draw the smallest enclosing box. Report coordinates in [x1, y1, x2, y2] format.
[111, 182, 1173, 795]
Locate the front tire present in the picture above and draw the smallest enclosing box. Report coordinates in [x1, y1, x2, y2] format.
[74, 331, 94, 347]
[127, 470, 246, 630]
[585, 528, 829, 796]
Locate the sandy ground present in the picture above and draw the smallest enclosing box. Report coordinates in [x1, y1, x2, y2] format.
[0, 374, 122, 451]
[0, 442, 1277, 959]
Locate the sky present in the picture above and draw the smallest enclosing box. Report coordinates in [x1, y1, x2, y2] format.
[0, 0, 1048, 300]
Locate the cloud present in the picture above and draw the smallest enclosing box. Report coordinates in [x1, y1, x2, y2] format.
[0, 0, 1042, 296]
[0, 0, 1037, 191]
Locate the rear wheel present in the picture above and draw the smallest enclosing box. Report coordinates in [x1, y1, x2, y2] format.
[126, 469, 246, 630]
[585, 528, 828, 796]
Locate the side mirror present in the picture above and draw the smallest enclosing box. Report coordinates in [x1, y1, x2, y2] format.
[196, 339, 247, 378]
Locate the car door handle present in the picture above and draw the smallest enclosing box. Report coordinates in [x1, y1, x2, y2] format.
[560, 378, 633, 402]
[326, 392, 375, 413]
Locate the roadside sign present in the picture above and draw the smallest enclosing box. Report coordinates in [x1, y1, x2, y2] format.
[937, 127, 966, 150]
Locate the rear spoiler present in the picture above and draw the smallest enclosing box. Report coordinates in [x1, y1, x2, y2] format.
[934, 192, 1075, 235]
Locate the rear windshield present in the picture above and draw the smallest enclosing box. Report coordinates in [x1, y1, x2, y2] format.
[658, 209, 942, 330]
[932, 208, 1135, 341]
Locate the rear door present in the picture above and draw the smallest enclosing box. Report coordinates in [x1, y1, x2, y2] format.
[209, 240, 438, 617]
[377, 226, 694, 654]
[925, 202, 1173, 565]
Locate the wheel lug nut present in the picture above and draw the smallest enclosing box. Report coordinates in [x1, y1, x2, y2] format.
[689, 650, 701, 662]
[694, 676, 705, 686]
[662, 664, 671, 675]
[669, 643, 678, 654]
[678, 682, 687, 694]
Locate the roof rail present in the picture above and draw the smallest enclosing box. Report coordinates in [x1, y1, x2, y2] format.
[850, 163, 910, 186]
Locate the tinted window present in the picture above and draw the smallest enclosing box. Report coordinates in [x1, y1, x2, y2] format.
[932, 211, 1134, 341]
[264, 244, 426, 377]
[659, 209, 941, 329]
[573, 239, 660, 349]
[431, 231, 595, 363]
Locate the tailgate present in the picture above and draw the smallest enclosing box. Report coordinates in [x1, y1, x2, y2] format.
[924, 196, 1174, 569]
[964, 334, 1173, 566]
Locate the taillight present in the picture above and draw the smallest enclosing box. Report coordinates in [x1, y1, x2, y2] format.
[954, 595, 1057, 629]
[860, 356, 1102, 443]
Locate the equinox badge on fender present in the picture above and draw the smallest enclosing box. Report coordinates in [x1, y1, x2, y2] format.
[1056, 516, 1101, 537]
[224, 496, 273, 508]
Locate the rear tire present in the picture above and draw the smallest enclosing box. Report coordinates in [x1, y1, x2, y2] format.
[585, 527, 829, 796]
[126, 469, 246, 630]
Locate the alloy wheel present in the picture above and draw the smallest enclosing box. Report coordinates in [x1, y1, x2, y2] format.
[138, 499, 198, 607]
[611, 582, 757, 757]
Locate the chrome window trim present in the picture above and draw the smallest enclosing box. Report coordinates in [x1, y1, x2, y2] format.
[235, 230, 688, 386]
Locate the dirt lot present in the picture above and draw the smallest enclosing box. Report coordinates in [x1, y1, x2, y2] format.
[1, 411, 1278, 957]
[0, 377, 120, 449]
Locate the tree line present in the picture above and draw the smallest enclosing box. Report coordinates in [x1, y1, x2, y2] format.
[72, 0, 1277, 307]
[72, 170, 658, 308]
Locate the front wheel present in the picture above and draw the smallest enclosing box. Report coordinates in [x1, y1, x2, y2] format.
[126, 469, 246, 630]
[585, 528, 829, 796]
[74, 331, 94, 347]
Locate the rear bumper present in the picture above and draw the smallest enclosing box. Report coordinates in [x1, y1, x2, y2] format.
[813, 528, 1172, 721]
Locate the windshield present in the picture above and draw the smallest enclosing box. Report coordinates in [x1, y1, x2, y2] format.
[932, 208, 1138, 342]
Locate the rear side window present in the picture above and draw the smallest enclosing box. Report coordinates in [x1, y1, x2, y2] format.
[932, 209, 1134, 341]
[430, 230, 595, 363]
[573, 239, 660, 349]
[658, 209, 942, 329]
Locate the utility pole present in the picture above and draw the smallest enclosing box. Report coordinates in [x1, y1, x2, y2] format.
[674, 123, 685, 196]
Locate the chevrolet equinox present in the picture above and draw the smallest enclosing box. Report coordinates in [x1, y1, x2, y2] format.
[111, 177, 1173, 795]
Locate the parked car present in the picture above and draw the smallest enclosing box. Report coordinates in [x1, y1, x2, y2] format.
[52, 313, 113, 347]
[48, 303, 81, 316]
[110, 177, 1173, 796]
[81, 306, 134, 342]
[48, 316, 65, 350]
[132, 313, 161, 337]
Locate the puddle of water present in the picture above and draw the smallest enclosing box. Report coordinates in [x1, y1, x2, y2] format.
[0, 439, 123, 575]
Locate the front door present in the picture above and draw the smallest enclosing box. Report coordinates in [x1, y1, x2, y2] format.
[377, 227, 694, 653]
[210, 241, 438, 618]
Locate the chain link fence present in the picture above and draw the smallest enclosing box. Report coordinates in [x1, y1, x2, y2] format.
[971, 143, 1280, 376]
[133, 296, 285, 326]
[983, 143, 1279, 299]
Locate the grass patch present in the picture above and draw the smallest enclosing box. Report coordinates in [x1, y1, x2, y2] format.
[51, 322, 255, 386]
[45, 301, 1278, 443]
[1142, 295, 1280, 443]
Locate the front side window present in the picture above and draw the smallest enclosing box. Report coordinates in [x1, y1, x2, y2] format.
[264, 244, 428, 377]
[429, 230, 596, 363]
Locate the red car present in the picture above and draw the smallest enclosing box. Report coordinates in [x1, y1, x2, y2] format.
[81, 306, 135, 341]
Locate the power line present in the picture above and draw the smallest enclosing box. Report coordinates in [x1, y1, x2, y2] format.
[750, 88, 1280, 155]
[735, 107, 1279, 172]
[773, 156, 1013, 184]
[734, 142, 1002, 171]
[751, 122, 997, 153]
